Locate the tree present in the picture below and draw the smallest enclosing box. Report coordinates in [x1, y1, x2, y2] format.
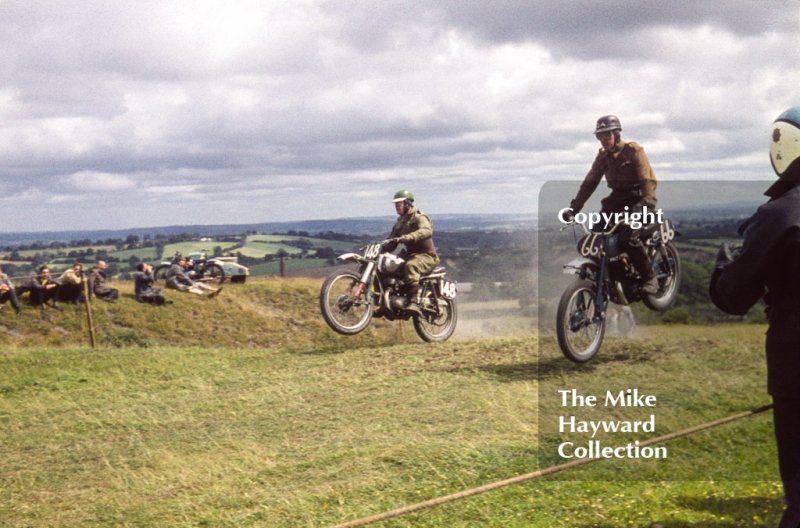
[106, 263, 120, 277]
[125, 234, 139, 249]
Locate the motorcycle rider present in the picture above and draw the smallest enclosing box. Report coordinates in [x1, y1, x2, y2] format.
[383, 190, 439, 316]
[710, 107, 800, 528]
[566, 115, 659, 294]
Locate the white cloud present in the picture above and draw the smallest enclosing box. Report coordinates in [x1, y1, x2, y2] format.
[0, 0, 798, 232]
[64, 171, 137, 191]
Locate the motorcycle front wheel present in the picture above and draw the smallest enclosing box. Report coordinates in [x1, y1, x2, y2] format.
[319, 269, 374, 335]
[413, 295, 458, 342]
[642, 241, 681, 311]
[198, 263, 225, 285]
[556, 279, 605, 363]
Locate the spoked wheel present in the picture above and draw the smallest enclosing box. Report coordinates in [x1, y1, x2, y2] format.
[198, 263, 225, 285]
[319, 269, 374, 335]
[153, 264, 169, 285]
[413, 294, 458, 342]
[556, 280, 605, 363]
[642, 241, 681, 311]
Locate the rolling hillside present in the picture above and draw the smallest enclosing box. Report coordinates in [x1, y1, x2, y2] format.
[0, 284, 783, 526]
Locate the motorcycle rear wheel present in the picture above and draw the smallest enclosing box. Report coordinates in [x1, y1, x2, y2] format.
[642, 241, 680, 311]
[556, 279, 605, 363]
[319, 269, 374, 335]
[413, 295, 457, 342]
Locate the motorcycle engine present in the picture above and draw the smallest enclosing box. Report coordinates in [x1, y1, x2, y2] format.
[389, 295, 407, 311]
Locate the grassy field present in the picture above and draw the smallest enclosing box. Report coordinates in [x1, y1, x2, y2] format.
[0, 284, 786, 527]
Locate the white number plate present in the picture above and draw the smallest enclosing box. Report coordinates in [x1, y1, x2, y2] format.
[659, 219, 675, 243]
[363, 244, 382, 259]
[439, 279, 457, 299]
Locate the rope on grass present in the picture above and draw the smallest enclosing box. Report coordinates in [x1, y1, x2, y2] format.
[330, 403, 774, 528]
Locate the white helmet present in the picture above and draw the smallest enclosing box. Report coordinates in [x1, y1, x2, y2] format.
[771, 107, 800, 178]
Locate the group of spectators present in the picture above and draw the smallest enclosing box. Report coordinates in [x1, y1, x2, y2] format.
[0, 255, 221, 315]
[0, 261, 117, 314]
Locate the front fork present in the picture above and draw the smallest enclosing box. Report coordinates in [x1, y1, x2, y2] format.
[353, 261, 375, 298]
[647, 239, 673, 278]
[594, 246, 608, 324]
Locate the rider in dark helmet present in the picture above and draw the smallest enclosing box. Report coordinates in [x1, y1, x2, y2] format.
[383, 189, 439, 316]
[711, 107, 800, 528]
[567, 115, 659, 294]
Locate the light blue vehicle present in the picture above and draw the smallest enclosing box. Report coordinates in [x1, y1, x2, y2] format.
[154, 250, 250, 284]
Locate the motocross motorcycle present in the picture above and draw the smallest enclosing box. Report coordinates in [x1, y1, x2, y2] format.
[319, 240, 458, 342]
[556, 219, 681, 362]
[153, 251, 226, 285]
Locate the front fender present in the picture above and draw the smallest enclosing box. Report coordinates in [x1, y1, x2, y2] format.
[337, 253, 369, 264]
[563, 257, 597, 275]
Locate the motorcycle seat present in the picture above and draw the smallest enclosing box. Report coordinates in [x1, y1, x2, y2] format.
[422, 266, 447, 278]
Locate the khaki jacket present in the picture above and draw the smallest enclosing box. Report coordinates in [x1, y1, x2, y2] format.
[572, 140, 657, 212]
[388, 207, 436, 256]
[59, 269, 83, 285]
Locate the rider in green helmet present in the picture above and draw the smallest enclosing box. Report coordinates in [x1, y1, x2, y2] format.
[384, 190, 439, 315]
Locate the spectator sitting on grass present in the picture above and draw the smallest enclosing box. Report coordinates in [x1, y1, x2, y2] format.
[134, 262, 169, 305]
[0, 265, 21, 316]
[165, 256, 221, 298]
[15, 265, 62, 312]
[58, 262, 85, 305]
[88, 260, 118, 302]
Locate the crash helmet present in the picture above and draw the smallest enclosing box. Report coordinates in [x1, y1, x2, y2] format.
[594, 115, 622, 135]
[392, 189, 415, 203]
[770, 107, 800, 179]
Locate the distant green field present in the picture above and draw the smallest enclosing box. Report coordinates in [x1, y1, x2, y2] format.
[248, 257, 331, 276]
[109, 247, 160, 262]
[247, 234, 356, 250]
[235, 242, 303, 258]
[13, 245, 115, 259]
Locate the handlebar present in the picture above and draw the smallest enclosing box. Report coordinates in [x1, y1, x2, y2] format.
[560, 220, 631, 236]
[559, 221, 590, 235]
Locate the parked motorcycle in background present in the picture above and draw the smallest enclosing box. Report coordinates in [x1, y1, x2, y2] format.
[153, 250, 249, 285]
[320, 240, 458, 342]
[556, 218, 681, 362]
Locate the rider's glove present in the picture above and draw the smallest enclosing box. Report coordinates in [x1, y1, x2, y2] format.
[382, 238, 400, 247]
[561, 210, 575, 223]
[715, 242, 739, 269]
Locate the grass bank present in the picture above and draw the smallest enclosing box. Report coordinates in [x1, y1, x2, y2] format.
[0, 278, 402, 350]
[0, 290, 785, 526]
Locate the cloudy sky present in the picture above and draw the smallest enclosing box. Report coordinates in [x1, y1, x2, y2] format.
[1, 1, 798, 233]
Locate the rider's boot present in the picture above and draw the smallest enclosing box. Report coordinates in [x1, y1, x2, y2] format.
[405, 284, 422, 316]
[641, 276, 659, 294]
[627, 238, 659, 294]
